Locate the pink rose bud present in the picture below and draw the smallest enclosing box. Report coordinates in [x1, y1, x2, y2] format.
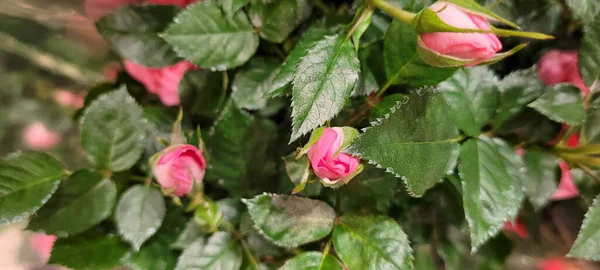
[23, 122, 62, 150]
[152, 144, 206, 196]
[30, 233, 57, 263]
[552, 161, 580, 201]
[307, 128, 361, 185]
[124, 60, 196, 106]
[53, 90, 84, 109]
[537, 50, 589, 96]
[419, 1, 502, 66]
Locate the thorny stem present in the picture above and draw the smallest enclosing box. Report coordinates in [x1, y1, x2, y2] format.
[370, 0, 417, 25]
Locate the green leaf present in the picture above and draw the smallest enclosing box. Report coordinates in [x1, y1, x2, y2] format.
[242, 193, 336, 247]
[522, 150, 558, 210]
[96, 5, 180, 67]
[569, 193, 600, 260]
[368, 94, 407, 120]
[194, 199, 223, 233]
[583, 102, 600, 144]
[444, 0, 520, 29]
[171, 219, 208, 250]
[459, 136, 525, 251]
[333, 215, 413, 269]
[353, 44, 384, 96]
[162, 2, 259, 70]
[351, 7, 373, 51]
[439, 67, 500, 136]
[528, 84, 586, 125]
[383, 20, 457, 87]
[566, 0, 600, 25]
[208, 101, 277, 196]
[290, 34, 360, 142]
[232, 57, 281, 110]
[579, 17, 600, 87]
[81, 87, 145, 172]
[218, 0, 250, 15]
[124, 236, 177, 270]
[179, 69, 226, 119]
[280, 251, 345, 270]
[0, 151, 66, 226]
[49, 235, 129, 269]
[341, 164, 401, 213]
[29, 175, 117, 237]
[123, 206, 184, 270]
[267, 27, 330, 97]
[284, 153, 312, 194]
[248, 0, 306, 43]
[175, 232, 242, 270]
[239, 212, 282, 258]
[491, 68, 544, 130]
[115, 185, 166, 251]
[348, 92, 460, 196]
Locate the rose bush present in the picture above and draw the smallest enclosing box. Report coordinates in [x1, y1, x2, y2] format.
[0, 0, 599, 269]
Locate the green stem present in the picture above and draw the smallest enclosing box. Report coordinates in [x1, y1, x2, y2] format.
[371, 0, 417, 25]
[578, 165, 600, 184]
[555, 144, 600, 155]
[241, 239, 260, 270]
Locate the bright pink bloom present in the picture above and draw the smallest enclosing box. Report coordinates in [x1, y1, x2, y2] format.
[420, 1, 502, 66]
[53, 90, 84, 109]
[124, 60, 196, 106]
[23, 122, 62, 150]
[30, 233, 57, 263]
[307, 128, 360, 183]
[537, 50, 589, 95]
[503, 219, 528, 239]
[552, 161, 580, 201]
[152, 144, 206, 196]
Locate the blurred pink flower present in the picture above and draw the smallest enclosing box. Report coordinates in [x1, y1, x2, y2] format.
[503, 219, 528, 239]
[85, 0, 198, 21]
[552, 161, 580, 201]
[538, 257, 582, 270]
[23, 123, 62, 150]
[103, 62, 122, 82]
[53, 90, 84, 109]
[30, 233, 57, 263]
[537, 50, 589, 96]
[124, 60, 196, 106]
[85, 0, 142, 21]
